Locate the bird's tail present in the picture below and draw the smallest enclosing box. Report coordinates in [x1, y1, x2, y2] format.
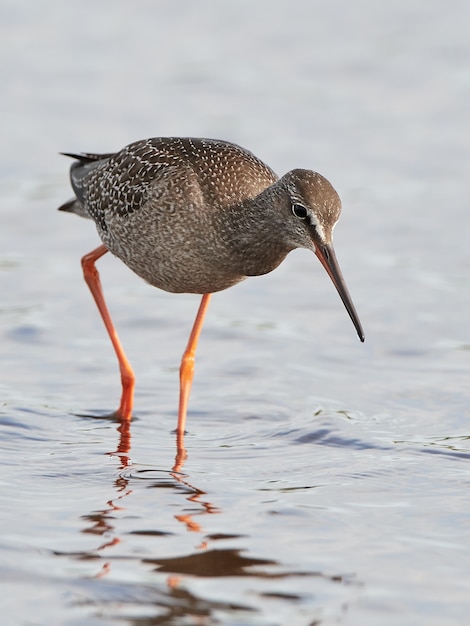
[58, 151, 114, 218]
[60, 151, 115, 163]
[57, 197, 90, 218]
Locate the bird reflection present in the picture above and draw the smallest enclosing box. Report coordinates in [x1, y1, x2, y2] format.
[112, 418, 133, 467]
[75, 416, 217, 581]
[145, 548, 277, 578]
[108, 416, 187, 473]
[174, 431, 187, 473]
[51, 415, 359, 622]
[80, 437, 133, 578]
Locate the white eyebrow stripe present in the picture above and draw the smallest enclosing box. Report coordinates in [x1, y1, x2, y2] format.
[308, 212, 326, 242]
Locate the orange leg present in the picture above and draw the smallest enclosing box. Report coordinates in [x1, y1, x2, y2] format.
[177, 293, 212, 435]
[81, 245, 135, 420]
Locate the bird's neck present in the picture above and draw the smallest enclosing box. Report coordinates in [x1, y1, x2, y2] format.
[221, 186, 293, 277]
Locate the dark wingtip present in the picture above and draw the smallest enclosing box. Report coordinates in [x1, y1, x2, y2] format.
[60, 151, 114, 163]
[57, 199, 76, 212]
[60, 151, 101, 164]
[60, 151, 85, 160]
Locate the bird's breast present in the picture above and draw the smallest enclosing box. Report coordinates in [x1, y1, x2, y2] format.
[99, 198, 252, 294]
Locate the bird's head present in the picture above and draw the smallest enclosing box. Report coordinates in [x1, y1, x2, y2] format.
[280, 169, 364, 342]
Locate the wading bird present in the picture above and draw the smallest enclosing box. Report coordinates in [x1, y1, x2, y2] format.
[60, 137, 364, 434]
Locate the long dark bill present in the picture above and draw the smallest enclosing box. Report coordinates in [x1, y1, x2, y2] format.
[315, 244, 365, 342]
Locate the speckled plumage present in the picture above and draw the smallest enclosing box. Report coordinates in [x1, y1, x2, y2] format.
[59, 136, 364, 431]
[59, 137, 343, 294]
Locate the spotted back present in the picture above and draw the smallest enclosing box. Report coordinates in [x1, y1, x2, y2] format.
[68, 138, 278, 232]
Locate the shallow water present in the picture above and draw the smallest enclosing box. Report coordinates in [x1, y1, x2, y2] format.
[1, 1, 470, 624]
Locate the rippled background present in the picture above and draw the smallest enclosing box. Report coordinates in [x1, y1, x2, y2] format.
[1, 1, 470, 624]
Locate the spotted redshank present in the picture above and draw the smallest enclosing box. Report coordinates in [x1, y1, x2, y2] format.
[59, 137, 364, 434]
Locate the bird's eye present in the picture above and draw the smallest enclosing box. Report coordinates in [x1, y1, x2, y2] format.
[292, 203, 308, 219]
